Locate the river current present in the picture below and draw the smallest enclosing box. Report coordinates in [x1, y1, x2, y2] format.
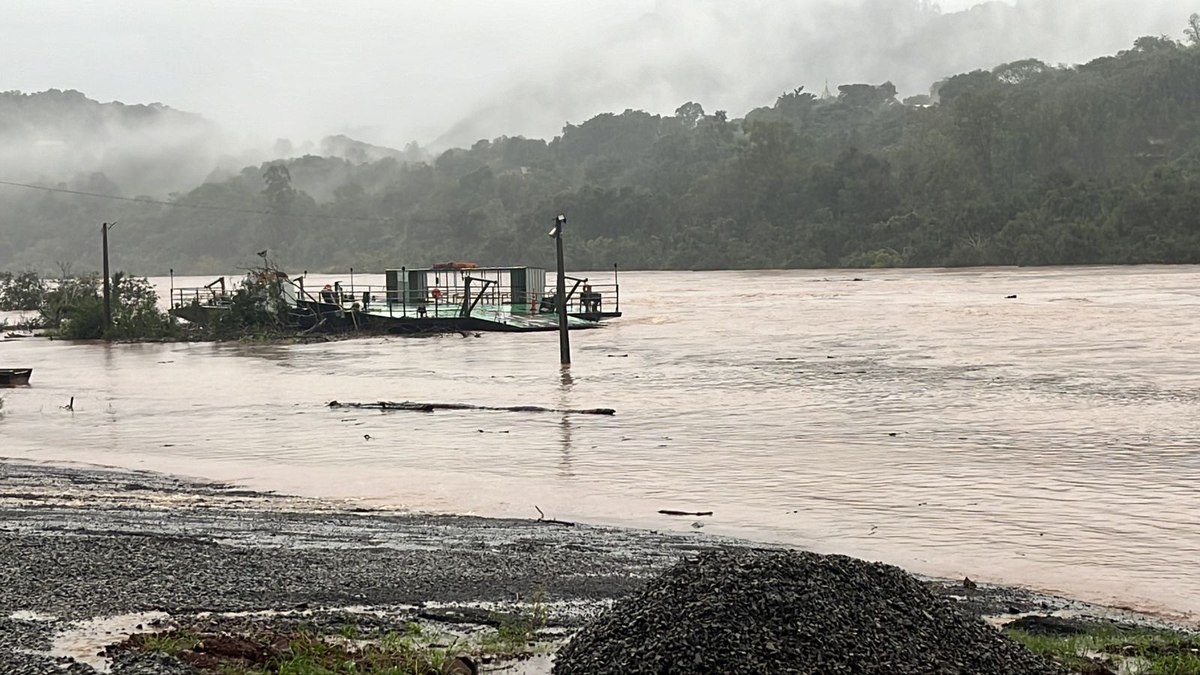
[3, 265, 1199, 619]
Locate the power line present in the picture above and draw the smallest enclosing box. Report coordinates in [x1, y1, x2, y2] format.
[0, 178, 391, 223]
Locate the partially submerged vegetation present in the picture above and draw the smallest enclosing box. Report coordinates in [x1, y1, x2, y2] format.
[1005, 619, 1200, 675]
[0, 267, 312, 341]
[0, 270, 46, 311]
[0, 267, 178, 339]
[0, 265, 384, 341]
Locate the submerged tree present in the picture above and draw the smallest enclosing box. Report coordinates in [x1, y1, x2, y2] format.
[0, 270, 47, 311]
[35, 270, 176, 340]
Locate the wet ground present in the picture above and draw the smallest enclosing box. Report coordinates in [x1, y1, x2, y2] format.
[0, 458, 1190, 674]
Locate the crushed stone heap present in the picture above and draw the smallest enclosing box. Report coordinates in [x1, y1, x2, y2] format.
[553, 548, 1063, 675]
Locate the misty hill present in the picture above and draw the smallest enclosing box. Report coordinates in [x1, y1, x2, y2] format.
[317, 135, 428, 165]
[433, 0, 1196, 148]
[3, 30, 1200, 274]
[0, 90, 425, 199]
[0, 89, 244, 197]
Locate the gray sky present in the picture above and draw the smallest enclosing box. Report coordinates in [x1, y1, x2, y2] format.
[5, 0, 1196, 150]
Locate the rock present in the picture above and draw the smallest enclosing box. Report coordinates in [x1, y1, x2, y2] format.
[553, 548, 1065, 675]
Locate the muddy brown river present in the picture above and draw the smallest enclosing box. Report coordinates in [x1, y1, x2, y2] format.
[3, 266, 1199, 621]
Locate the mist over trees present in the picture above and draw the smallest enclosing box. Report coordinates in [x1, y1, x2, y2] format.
[3, 32, 1200, 274]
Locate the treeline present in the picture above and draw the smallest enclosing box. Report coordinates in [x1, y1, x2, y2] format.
[4, 29, 1200, 273]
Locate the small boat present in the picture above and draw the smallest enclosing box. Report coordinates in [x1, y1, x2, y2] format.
[0, 368, 32, 386]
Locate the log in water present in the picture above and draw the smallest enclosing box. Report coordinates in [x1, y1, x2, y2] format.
[327, 400, 616, 415]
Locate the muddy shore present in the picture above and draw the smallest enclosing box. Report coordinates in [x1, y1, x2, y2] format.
[0, 458, 1183, 674]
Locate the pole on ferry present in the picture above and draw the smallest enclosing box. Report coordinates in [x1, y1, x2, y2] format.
[550, 214, 571, 365]
[349, 267, 354, 293]
[169, 268, 174, 309]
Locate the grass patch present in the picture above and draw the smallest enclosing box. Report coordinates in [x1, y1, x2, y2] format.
[131, 629, 202, 655]
[116, 601, 559, 674]
[1006, 624, 1200, 674]
[482, 590, 551, 655]
[120, 627, 471, 674]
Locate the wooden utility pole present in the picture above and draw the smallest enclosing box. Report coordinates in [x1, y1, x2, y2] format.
[551, 214, 570, 365]
[101, 222, 112, 336]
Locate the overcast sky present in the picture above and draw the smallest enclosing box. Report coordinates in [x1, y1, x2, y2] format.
[5, 0, 1196, 150]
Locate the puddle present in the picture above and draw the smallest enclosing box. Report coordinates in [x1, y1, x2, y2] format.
[1080, 650, 1151, 675]
[50, 611, 170, 673]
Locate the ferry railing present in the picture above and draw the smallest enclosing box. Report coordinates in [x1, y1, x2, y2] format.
[306, 283, 390, 309]
[300, 280, 479, 319]
[171, 286, 234, 309]
[302, 272, 621, 319]
[539, 278, 620, 316]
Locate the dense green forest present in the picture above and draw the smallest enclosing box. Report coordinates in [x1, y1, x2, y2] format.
[3, 26, 1200, 274]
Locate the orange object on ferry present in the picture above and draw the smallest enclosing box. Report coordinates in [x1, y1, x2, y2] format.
[431, 261, 478, 270]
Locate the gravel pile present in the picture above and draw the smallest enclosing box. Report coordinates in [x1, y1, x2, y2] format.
[553, 548, 1065, 675]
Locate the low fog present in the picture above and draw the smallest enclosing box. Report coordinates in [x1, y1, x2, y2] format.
[2, 0, 1197, 195]
[440, 0, 1198, 147]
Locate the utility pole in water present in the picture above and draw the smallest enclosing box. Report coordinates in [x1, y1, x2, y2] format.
[101, 222, 112, 337]
[550, 214, 571, 365]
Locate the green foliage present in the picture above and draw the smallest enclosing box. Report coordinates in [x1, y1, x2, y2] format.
[126, 627, 470, 675]
[40, 273, 104, 338]
[109, 273, 178, 340]
[7, 31, 1200, 273]
[29, 270, 177, 340]
[136, 630, 201, 655]
[483, 589, 550, 655]
[842, 248, 906, 268]
[1007, 625, 1200, 674]
[0, 270, 47, 310]
[208, 272, 293, 338]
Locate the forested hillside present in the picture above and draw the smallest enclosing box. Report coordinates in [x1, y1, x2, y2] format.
[3, 29, 1200, 274]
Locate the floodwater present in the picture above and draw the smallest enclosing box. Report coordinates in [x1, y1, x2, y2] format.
[3, 266, 1200, 620]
